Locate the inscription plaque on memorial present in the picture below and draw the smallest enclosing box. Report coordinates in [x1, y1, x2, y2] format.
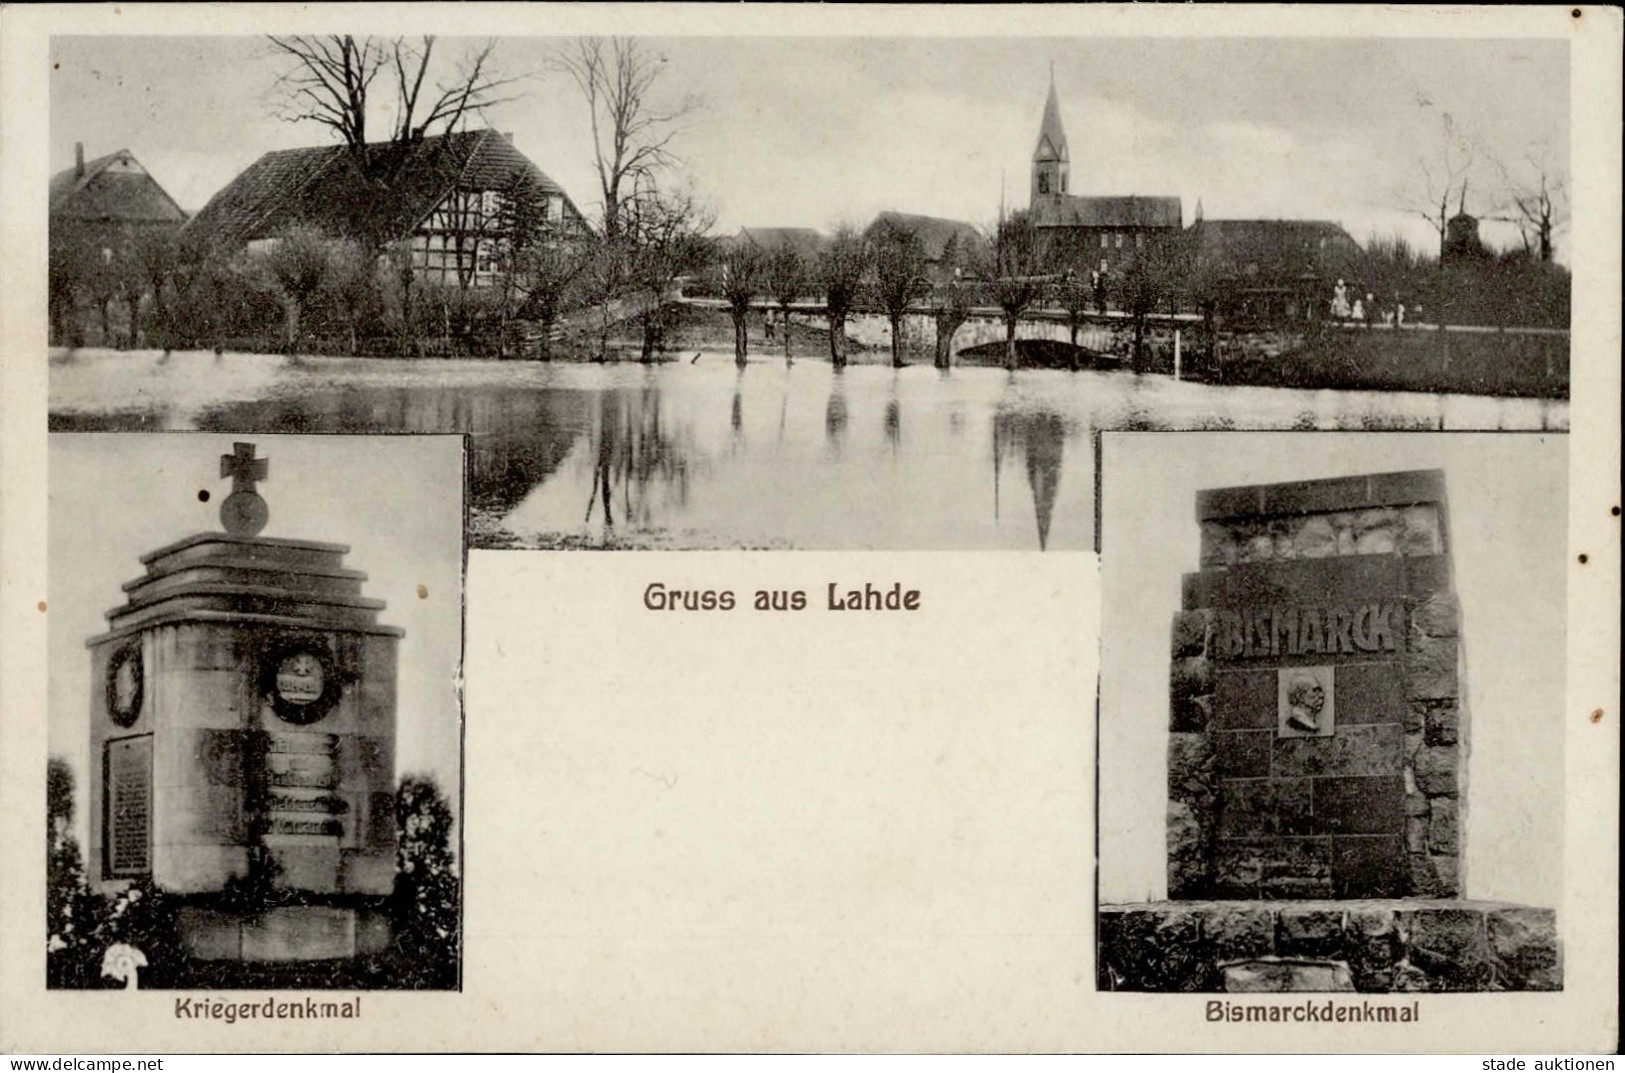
[105, 735, 152, 877]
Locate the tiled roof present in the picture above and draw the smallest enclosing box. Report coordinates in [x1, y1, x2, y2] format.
[738, 226, 826, 263]
[49, 149, 187, 224]
[1187, 219, 1364, 279]
[183, 129, 582, 248]
[1030, 194, 1183, 230]
[866, 210, 984, 263]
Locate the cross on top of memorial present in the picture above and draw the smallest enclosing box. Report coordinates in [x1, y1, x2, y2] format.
[219, 441, 270, 537]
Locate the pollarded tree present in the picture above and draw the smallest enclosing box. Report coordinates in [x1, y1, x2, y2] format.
[323, 238, 382, 355]
[720, 240, 764, 367]
[259, 225, 332, 352]
[868, 220, 929, 369]
[989, 211, 1044, 371]
[763, 242, 807, 363]
[1055, 273, 1091, 367]
[818, 225, 868, 369]
[1112, 236, 1181, 374]
[925, 232, 987, 370]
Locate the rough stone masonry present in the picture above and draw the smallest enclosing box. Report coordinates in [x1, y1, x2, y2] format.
[1099, 469, 1559, 993]
[1170, 469, 1466, 901]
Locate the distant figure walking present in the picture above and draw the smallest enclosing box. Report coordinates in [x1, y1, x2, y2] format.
[1396, 302, 1406, 328]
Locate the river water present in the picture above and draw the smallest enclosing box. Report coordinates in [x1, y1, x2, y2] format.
[49, 347, 1567, 550]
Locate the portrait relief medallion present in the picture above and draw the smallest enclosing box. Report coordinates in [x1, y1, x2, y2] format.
[106, 642, 144, 727]
[1277, 665, 1335, 738]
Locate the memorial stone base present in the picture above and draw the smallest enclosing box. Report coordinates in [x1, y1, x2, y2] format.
[1097, 900, 1561, 992]
[177, 905, 392, 963]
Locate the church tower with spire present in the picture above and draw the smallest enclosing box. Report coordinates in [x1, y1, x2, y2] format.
[1031, 68, 1070, 204]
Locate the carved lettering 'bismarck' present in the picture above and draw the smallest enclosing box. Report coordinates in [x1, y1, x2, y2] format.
[1213, 602, 1401, 660]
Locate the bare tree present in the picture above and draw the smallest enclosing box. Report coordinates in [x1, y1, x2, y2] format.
[128, 229, 187, 347]
[267, 36, 521, 178]
[868, 220, 929, 368]
[550, 38, 699, 243]
[763, 242, 807, 363]
[1112, 239, 1179, 374]
[720, 241, 764, 367]
[496, 170, 583, 360]
[989, 211, 1044, 371]
[925, 231, 985, 370]
[1399, 111, 1477, 259]
[818, 226, 868, 369]
[1054, 273, 1091, 370]
[1489, 144, 1568, 263]
[624, 185, 714, 362]
[508, 239, 586, 361]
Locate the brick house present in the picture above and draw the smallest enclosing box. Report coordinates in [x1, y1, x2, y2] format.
[183, 128, 584, 288]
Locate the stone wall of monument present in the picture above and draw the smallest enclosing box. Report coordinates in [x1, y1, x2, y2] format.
[1098, 901, 1560, 992]
[1167, 471, 1469, 901]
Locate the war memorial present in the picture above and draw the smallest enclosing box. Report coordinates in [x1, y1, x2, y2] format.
[85, 443, 404, 967]
[1097, 469, 1562, 992]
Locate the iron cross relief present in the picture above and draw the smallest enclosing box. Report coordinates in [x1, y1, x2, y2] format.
[219, 442, 270, 536]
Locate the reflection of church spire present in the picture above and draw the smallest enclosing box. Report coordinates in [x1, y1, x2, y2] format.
[993, 409, 1066, 550]
[1023, 414, 1064, 551]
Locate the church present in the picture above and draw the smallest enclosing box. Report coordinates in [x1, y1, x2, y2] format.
[1025, 77, 1184, 277]
[1026, 77, 1365, 324]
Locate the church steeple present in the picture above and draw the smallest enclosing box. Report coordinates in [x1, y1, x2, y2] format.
[1032, 67, 1070, 204]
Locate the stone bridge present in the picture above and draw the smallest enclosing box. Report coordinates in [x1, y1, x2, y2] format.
[683, 296, 1198, 360]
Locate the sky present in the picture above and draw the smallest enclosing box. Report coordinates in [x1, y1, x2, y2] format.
[50, 34, 1570, 260]
[1097, 432, 1566, 908]
[49, 433, 465, 857]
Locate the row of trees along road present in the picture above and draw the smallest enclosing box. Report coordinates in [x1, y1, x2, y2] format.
[61, 39, 1568, 362]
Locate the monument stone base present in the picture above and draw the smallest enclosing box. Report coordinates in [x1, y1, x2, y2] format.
[178, 904, 391, 963]
[1098, 899, 1560, 993]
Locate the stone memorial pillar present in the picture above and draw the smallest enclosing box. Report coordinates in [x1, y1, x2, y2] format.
[86, 443, 402, 963]
[1099, 470, 1560, 992]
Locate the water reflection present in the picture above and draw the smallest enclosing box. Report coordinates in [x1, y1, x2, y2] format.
[824, 380, 848, 449]
[994, 408, 1067, 551]
[47, 347, 1567, 550]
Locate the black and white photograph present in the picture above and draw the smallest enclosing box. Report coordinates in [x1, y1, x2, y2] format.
[46, 433, 464, 990]
[47, 34, 1570, 551]
[6, 2, 1619, 1057]
[1095, 431, 1566, 993]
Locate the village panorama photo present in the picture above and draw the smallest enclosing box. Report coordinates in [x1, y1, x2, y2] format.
[48, 34, 1570, 550]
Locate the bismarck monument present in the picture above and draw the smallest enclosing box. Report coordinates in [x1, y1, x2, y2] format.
[1098, 470, 1561, 992]
[87, 443, 402, 965]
